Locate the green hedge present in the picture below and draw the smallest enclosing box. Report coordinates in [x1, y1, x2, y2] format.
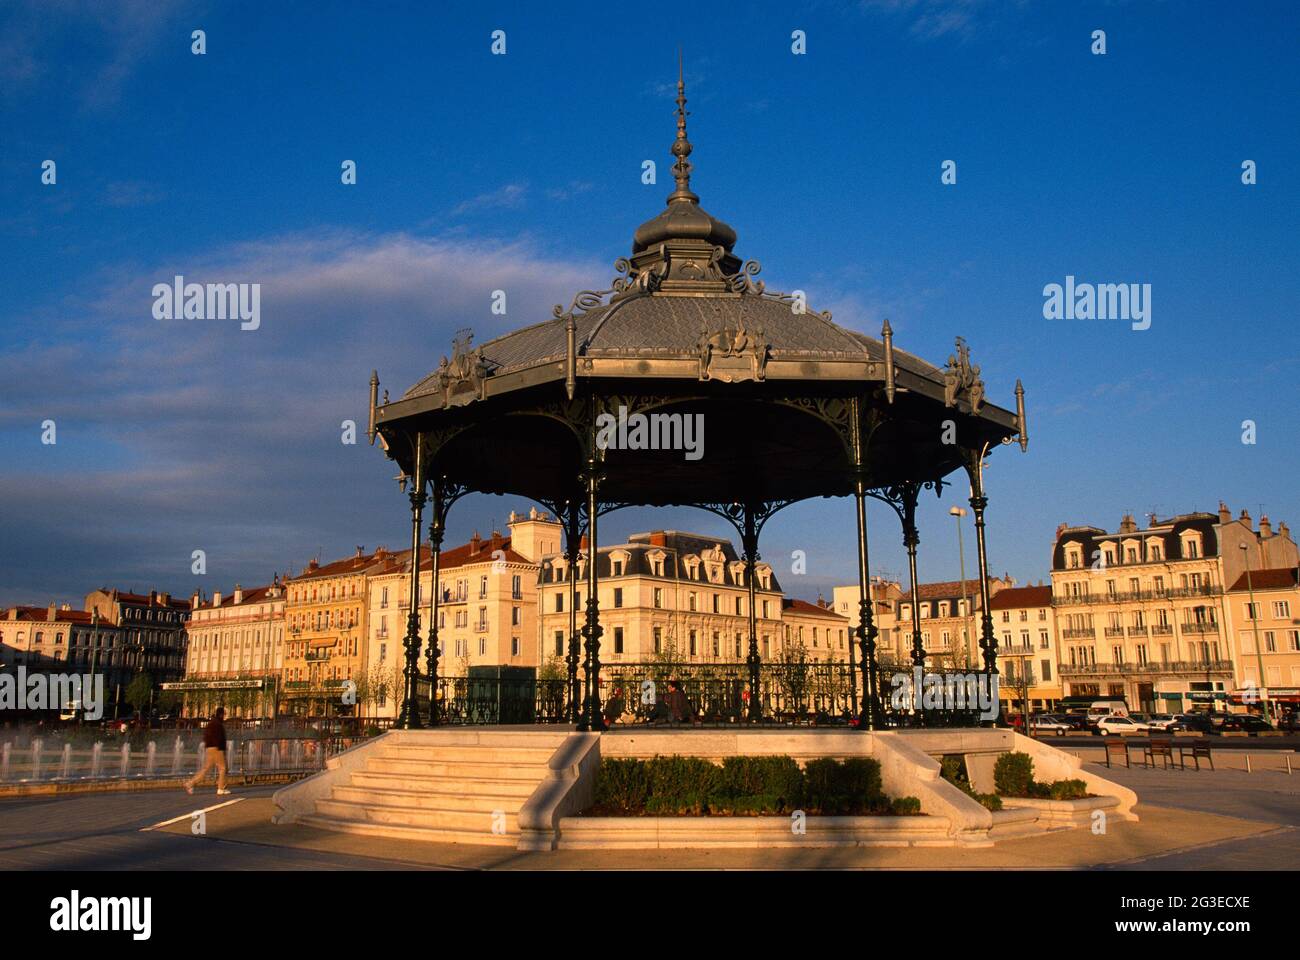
[940, 754, 1002, 811]
[589, 755, 907, 816]
[994, 751, 1092, 801]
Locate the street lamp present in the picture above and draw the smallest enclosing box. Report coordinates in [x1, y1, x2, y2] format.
[950, 506, 972, 669]
[1239, 543, 1272, 724]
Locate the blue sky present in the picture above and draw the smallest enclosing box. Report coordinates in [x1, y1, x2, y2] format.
[2, 0, 1297, 607]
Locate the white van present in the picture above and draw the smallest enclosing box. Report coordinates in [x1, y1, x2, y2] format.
[1086, 700, 1129, 723]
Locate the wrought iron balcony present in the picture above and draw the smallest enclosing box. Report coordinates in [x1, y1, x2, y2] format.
[1151, 624, 1174, 635]
[1061, 629, 1095, 640]
[1127, 626, 1149, 636]
[1182, 621, 1220, 634]
[1104, 627, 1125, 638]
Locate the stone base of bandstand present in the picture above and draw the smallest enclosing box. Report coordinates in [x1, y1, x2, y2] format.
[271, 726, 1137, 852]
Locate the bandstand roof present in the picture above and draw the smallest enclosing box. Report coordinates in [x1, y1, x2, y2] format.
[372, 68, 1026, 510]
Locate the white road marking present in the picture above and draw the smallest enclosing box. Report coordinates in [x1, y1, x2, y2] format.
[141, 797, 244, 831]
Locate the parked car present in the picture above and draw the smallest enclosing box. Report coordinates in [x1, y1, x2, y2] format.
[1058, 713, 1090, 731]
[1219, 715, 1275, 734]
[1094, 715, 1150, 736]
[1176, 713, 1218, 735]
[1028, 716, 1072, 736]
[1146, 714, 1184, 732]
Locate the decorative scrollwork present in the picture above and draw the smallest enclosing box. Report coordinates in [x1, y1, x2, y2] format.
[552, 258, 667, 324]
[942, 336, 986, 414]
[721, 257, 765, 295]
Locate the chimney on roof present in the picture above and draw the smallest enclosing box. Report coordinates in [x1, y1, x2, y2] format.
[1055, 523, 1067, 539]
[158, 592, 170, 606]
[650, 531, 667, 547]
[529, 506, 539, 520]
[1259, 515, 1272, 538]
[60, 603, 71, 611]
[233, 584, 243, 604]
[470, 531, 482, 554]
[490, 529, 503, 552]
[1119, 513, 1137, 534]
[1218, 501, 1231, 524]
[579, 534, 590, 552]
[213, 591, 222, 608]
[191, 590, 201, 609]
[1240, 508, 1252, 528]
[47, 602, 56, 622]
[1279, 521, 1291, 539]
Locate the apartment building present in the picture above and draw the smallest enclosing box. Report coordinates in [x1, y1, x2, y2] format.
[1224, 565, 1300, 719]
[1050, 504, 1297, 714]
[176, 578, 287, 718]
[987, 584, 1061, 713]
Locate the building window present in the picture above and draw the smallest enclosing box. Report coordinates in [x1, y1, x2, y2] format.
[1040, 659, 1052, 682]
[479, 638, 486, 656]
[712, 594, 720, 614]
[689, 593, 697, 612]
[689, 631, 698, 656]
[555, 592, 564, 613]
[614, 627, 624, 654]
[554, 631, 564, 657]
[512, 606, 521, 626]
[654, 588, 663, 609]
[613, 588, 623, 609]
[1272, 600, 1291, 618]
[479, 576, 488, 599]
[511, 637, 520, 657]
[512, 575, 522, 599]
[653, 627, 662, 654]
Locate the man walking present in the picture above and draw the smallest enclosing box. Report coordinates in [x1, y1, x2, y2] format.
[186, 706, 231, 795]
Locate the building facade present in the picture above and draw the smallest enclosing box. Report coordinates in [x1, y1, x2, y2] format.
[1050, 505, 1298, 714]
[176, 579, 287, 718]
[83, 588, 191, 685]
[537, 530, 785, 666]
[360, 509, 556, 719]
[987, 584, 1062, 713]
[281, 548, 392, 716]
[1224, 565, 1300, 720]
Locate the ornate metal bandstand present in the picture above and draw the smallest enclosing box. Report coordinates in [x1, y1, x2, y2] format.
[368, 71, 1028, 732]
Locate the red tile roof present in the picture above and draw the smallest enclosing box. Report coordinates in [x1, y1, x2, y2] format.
[782, 598, 848, 621]
[1, 606, 99, 624]
[989, 585, 1053, 610]
[1227, 568, 1299, 592]
[896, 580, 976, 603]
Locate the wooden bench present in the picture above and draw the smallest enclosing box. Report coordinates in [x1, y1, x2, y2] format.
[1104, 737, 1130, 768]
[1178, 739, 1214, 771]
[1143, 737, 1177, 769]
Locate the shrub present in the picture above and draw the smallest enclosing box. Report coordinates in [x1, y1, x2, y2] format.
[803, 757, 883, 814]
[1048, 779, 1089, 801]
[593, 758, 649, 814]
[716, 756, 803, 814]
[939, 754, 968, 787]
[973, 792, 1003, 811]
[644, 756, 721, 815]
[891, 796, 922, 815]
[993, 751, 1035, 797]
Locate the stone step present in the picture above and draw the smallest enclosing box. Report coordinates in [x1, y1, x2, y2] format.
[350, 771, 539, 796]
[379, 744, 559, 765]
[364, 757, 550, 778]
[315, 797, 514, 835]
[385, 730, 571, 749]
[332, 784, 528, 813]
[297, 813, 517, 847]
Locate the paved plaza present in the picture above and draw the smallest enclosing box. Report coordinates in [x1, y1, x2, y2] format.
[0, 760, 1295, 870]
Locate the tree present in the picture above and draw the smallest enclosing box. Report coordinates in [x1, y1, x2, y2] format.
[124, 672, 154, 717]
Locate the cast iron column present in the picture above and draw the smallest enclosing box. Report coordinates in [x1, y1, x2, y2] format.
[850, 399, 879, 729]
[578, 463, 603, 732]
[902, 485, 925, 670]
[969, 491, 999, 679]
[424, 478, 444, 725]
[565, 499, 582, 724]
[396, 437, 426, 730]
[742, 505, 762, 722]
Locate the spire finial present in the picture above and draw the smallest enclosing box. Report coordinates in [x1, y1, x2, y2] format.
[668, 49, 697, 205]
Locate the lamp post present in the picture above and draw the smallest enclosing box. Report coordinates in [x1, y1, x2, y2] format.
[950, 506, 971, 669]
[1239, 543, 1272, 724]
